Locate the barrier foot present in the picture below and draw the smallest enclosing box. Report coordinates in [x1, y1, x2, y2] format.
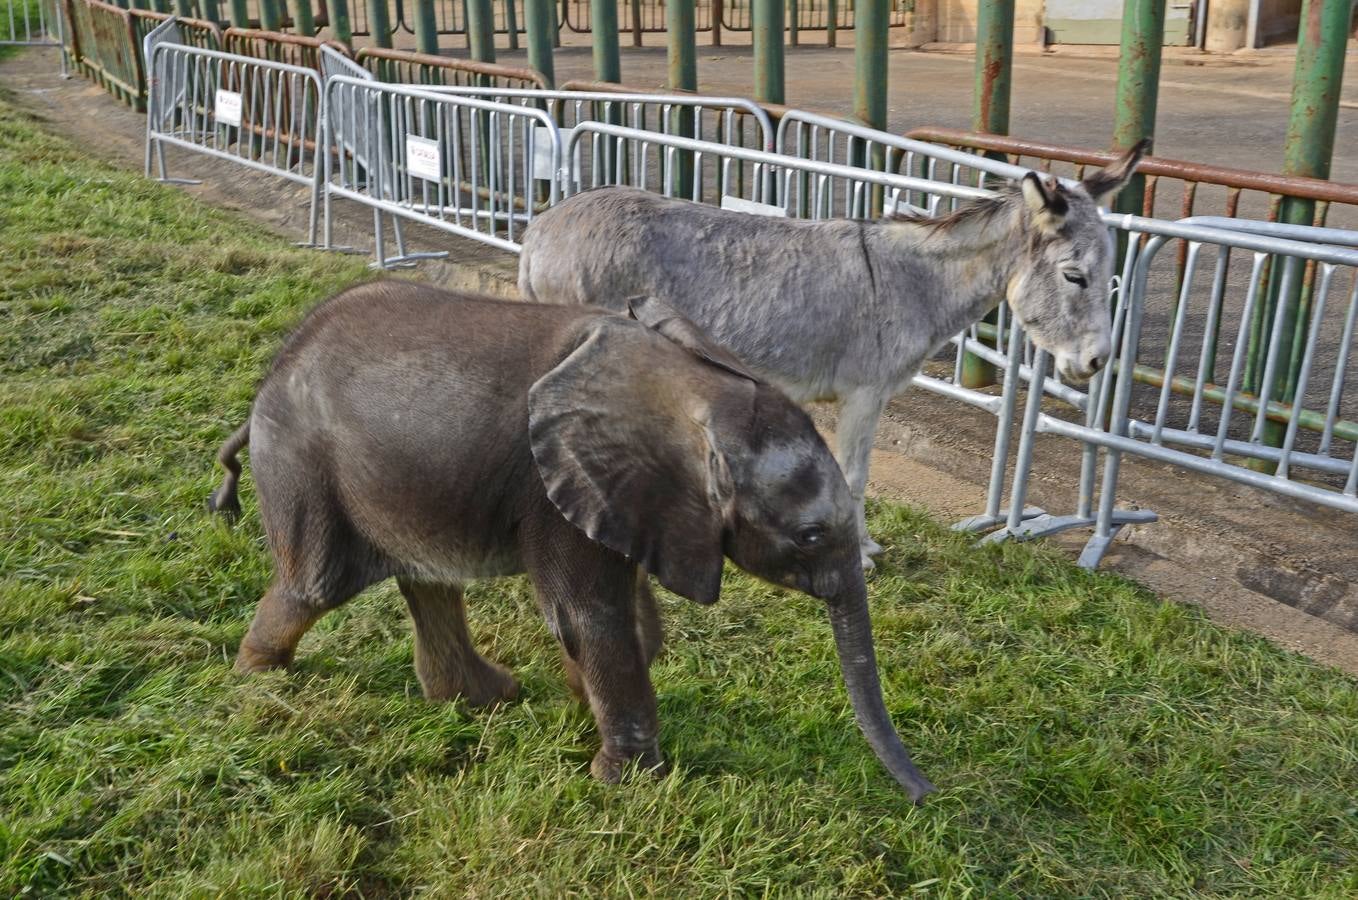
[983, 508, 1157, 550]
[953, 506, 1044, 534]
[155, 177, 203, 186]
[369, 251, 450, 271]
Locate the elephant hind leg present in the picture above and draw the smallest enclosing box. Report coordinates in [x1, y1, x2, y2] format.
[398, 579, 519, 708]
[235, 581, 327, 672]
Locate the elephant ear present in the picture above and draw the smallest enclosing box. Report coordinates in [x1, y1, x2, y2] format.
[528, 317, 740, 605]
[627, 295, 759, 383]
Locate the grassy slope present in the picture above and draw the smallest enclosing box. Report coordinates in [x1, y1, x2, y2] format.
[2, 90, 1357, 898]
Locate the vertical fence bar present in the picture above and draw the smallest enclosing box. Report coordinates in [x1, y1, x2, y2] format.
[525, 0, 556, 85]
[712, 0, 722, 46]
[592, 0, 621, 82]
[329, 0, 352, 46]
[961, 0, 1013, 389]
[630, 0, 641, 46]
[753, 0, 784, 104]
[229, 0, 249, 26]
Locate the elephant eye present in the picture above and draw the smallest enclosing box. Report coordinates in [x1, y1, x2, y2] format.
[1063, 271, 1088, 288]
[795, 525, 826, 548]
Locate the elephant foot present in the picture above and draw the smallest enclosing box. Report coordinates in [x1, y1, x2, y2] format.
[590, 745, 668, 784]
[234, 642, 293, 673]
[859, 535, 884, 571]
[425, 660, 520, 708]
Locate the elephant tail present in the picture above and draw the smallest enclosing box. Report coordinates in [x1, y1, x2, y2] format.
[207, 421, 250, 522]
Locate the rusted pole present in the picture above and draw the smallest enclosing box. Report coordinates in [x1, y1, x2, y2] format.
[413, 0, 440, 53]
[258, 0, 282, 31]
[467, 0, 497, 61]
[287, 0, 316, 34]
[711, 0, 722, 46]
[753, 0, 784, 103]
[524, 0, 556, 85]
[591, 0, 621, 81]
[668, 0, 698, 198]
[366, 0, 393, 48]
[960, 0, 1013, 389]
[630, 0, 642, 46]
[328, 0, 352, 46]
[1246, 0, 1353, 464]
[1111, 0, 1166, 217]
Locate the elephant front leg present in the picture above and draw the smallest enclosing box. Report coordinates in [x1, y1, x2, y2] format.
[835, 388, 888, 569]
[524, 517, 666, 782]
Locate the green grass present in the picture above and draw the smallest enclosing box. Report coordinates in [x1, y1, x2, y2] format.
[3, 90, 1358, 898]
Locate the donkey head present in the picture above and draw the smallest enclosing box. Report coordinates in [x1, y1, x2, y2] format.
[1006, 139, 1149, 382]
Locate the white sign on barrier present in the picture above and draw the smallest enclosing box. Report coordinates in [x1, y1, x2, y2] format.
[720, 195, 786, 217]
[405, 135, 442, 182]
[534, 126, 575, 183]
[214, 89, 242, 128]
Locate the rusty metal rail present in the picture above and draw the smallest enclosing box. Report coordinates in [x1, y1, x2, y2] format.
[222, 26, 349, 71]
[357, 46, 547, 89]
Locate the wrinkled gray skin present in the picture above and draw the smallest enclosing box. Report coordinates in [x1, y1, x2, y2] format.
[210, 283, 936, 803]
[519, 142, 1147, 567]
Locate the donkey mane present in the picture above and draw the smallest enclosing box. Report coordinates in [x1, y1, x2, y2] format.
[886, 178, 1074, 237]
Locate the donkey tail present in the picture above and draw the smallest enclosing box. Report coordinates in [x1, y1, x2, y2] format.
[207, 421, 250, 522]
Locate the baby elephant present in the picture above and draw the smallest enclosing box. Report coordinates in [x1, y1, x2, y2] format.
[210, 282, 934, 802]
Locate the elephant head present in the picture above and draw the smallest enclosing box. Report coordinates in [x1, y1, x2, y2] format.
[528, 297, 936, 802]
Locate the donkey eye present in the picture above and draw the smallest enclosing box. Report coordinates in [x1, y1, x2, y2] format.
[795, 525, 826, 548]
[1063, 272, 1088, 288]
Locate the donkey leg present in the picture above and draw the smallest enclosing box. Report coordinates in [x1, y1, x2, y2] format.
[835, 388, 888, 568]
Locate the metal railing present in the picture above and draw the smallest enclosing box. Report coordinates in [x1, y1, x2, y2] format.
[4, 0, 61, 46]
[323, 75, 562, 255]
[145, 37, 324, 243]
[355, 46, 548, 89]
[222, 26, 349, 71]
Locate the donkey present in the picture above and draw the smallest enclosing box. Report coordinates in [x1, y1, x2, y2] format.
[518, 142, 1147, 567]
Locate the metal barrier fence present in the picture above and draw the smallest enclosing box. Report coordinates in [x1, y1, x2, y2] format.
[561, 0, 713, 35]
[3, 0, 61, 45]
[145, 34, 324, 242]
[223, 26, 348, 70]
[323, 75, 562, 254]
[356, 46, 548, 89]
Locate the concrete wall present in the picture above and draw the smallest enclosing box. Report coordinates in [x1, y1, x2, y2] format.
[914, 0, 1047, 45]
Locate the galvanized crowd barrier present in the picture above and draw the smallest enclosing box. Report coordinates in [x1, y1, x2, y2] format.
[145, 31, 324, 243]
[319, 43, 451, 268]
[323, 75, 562, 254]
[4, 0, 61, 47]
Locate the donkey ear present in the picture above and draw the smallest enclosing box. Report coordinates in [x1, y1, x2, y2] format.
[1082, 138, 1150, 205]
[1020, 172, 1069, 234]
[627, 295, 758, 383]
[528, 317, 736, 605]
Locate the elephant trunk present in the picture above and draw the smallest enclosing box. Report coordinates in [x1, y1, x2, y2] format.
[828, 582, 936, 805]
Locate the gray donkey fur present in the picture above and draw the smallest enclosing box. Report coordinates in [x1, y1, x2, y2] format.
[518, 142, 1147, 566]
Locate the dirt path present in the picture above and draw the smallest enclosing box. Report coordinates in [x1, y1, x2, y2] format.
[6, 46, 1358, 676]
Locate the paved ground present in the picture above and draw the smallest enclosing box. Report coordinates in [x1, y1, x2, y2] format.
[463, 38, 1358, 183]
[7, 44, 1358, 675]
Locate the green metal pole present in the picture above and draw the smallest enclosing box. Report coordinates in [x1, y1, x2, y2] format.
[506, 0, 519, 52]
[826, 0, 836, 48]
[854, 0, 887, 129]
[199, 0, 221, 21]
[1246, 0, 1352, 466]
[667, 0, 697, 198]
[287, 0, 316, 34]
[524, 0, 556, 85]
[174, 0, 193, 18]
[592, 0, 621, 82]
[1111, 0, 1166, 217]
[467, 0, 497, 61]
[960, 0, 1014, 388]
[229, 0, 249, 27]
[752, 0, 784, 103]
[258, 0, 282, 30]
[366, 0, 393, 48]
[789, 0, 799, 46]
[328, 0, 352, 45]
[413, 0, 439, 53]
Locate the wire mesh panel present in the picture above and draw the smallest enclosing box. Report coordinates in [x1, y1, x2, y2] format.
[145, 40, 324, 241]
[324, 75, 561, 254]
